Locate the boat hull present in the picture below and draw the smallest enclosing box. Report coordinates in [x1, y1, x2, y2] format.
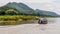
[38, 21, 48, 24]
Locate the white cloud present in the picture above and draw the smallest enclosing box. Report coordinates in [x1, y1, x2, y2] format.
[23, 0, 53, 3]
[0, 0, 54, 3]
[25, 0, 60, 14]
[0, 0, 55, 6]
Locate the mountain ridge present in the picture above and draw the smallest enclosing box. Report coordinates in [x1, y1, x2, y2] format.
[0, 2, 59, 17]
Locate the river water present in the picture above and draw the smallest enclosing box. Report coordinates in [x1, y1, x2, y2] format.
[27, 18, 59, 24]
[0, 18, 60, 34]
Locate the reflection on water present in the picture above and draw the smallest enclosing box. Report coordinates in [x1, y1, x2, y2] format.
[0, 18, 59, 25]
[38, 18, 60, 31]
[26, 18, 59, 24]
[34, 18, 60, 31]
[47, 18, 57, 24]
[0, 18, 60, 34]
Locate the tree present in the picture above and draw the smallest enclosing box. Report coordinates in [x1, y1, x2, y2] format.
[5, 9, 19, 15]
[0, 10, 5, 15]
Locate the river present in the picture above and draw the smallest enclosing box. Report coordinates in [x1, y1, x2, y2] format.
[0, 18, 60, 34]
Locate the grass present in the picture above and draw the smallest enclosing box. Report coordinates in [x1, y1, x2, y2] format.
[0, 15, 39, 21]
[0, 15, 40, 25]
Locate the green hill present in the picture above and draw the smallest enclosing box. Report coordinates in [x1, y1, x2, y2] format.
[0, 2, 59, 17]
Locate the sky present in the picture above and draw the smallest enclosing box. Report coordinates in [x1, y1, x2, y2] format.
[0, 0, 60, 14]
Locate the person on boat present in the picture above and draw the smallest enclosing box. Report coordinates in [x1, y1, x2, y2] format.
[38, 17, 47, 24]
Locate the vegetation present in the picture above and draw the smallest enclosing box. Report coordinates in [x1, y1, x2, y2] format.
[0, 15, 39, 25]
[0, 3, 58, 25]
[0, 15, 37, 21]
[0, 6, 57, 17]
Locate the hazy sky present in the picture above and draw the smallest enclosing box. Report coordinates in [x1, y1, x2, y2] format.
[0, 0, 60, 14]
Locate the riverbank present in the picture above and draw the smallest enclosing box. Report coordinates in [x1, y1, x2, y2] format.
[0, 15, 56, 25]
[0, 15, 38, 25]
[0, 15, 55, 21]
[0, 15, 39, 21]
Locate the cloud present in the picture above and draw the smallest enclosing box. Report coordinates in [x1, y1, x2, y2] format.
[25, 0, 60, 14]
[24, 0, 53, 3]
[0, 0, 54, 3]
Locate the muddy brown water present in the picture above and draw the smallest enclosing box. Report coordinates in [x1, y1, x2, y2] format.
[0, 18, 60, 34]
